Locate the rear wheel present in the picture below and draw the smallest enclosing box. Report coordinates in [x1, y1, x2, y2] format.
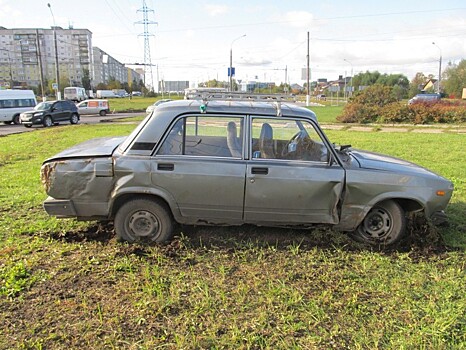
[352, 200, 406, 245]
[99, 110, 106, 116]
[43, 116, 53, 127]
[24, 124, 32, 128]
[70, 113, 79, 124]
[114, 198, 174, 244]
[12, 114, 20, 125]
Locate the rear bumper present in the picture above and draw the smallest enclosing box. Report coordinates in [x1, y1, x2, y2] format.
[43, 197, 77, 217]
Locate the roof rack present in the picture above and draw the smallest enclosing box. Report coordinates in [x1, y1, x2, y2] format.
[190, 92, 297, 116]
[186, 91, 297, 103]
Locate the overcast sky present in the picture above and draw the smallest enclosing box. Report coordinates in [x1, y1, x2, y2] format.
[1, 0, 465, 87]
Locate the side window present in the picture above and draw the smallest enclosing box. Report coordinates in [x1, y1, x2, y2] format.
[158, 116, 244, 158]
[251, 117, 328, 162]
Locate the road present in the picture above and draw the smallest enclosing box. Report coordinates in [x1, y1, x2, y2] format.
[0, 112, 143, 137]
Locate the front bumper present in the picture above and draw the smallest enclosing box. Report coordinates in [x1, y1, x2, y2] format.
[20, 115, 44, 125]
[430, 210, 448, 225]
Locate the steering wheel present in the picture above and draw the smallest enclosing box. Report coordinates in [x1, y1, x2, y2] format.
[281, 130, 308, 157]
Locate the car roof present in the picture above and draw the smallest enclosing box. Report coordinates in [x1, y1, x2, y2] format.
[155, 99, 317, 120]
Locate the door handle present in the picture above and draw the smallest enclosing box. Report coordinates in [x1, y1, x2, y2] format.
[251, 167, 268, 175]
[157, 163, 174, 171]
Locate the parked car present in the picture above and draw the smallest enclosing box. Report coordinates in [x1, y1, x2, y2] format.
[20, 100, 79, 127]
[77, 99, 110, 116]
[146, 99, 173, 114]
[40, 97, 453, 246]
[131, 91, 142, 96]
[408, 93, 441, 105]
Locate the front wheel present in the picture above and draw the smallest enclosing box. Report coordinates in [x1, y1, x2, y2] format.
[114, 198, 174, 244]
[99, 110, 106, 116]
[12, 114, 20, 125]
[352, 200, 406, 245]
[70, 113, 79, 124]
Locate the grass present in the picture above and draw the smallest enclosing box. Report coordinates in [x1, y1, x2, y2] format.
[108, 96, 182, 113]
[0, 124, 465, 349]
[308, 105, 344, 123]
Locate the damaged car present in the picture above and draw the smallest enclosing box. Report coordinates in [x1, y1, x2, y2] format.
[40, 97, 453, 246]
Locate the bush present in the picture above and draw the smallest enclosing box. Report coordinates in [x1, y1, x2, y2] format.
[338, 89, 466, 124]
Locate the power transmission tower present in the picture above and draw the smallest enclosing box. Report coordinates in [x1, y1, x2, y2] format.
[136, 0, 157, 91]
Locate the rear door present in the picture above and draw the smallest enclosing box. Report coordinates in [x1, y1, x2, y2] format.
[152, 115, 247, 222]
[244, 117, 345, 224]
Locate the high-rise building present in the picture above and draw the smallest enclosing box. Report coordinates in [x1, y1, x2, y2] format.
[0, 26, 142, 91]
[0, 26, 92, 89]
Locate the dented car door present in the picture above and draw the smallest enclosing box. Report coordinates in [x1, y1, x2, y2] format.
[243, 117, 345, 224]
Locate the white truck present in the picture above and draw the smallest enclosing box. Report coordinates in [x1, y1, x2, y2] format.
[64, 87, 88, 102]
[0, 89, 37, 124]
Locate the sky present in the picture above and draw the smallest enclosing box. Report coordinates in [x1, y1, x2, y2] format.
[1, 0, 465, 87]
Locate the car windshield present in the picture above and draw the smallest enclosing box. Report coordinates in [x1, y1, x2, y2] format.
[34, 102, 53, 111]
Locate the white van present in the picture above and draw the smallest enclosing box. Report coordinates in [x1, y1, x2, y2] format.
[96, 90, 118, 99]
[0, 89, 37, 124]
[64, 87, 88, 102]
[76, 99, 110, 116]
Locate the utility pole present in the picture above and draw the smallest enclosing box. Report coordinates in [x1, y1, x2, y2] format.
[136, 0, 157, 92]
[306, 31, 310, 106]
[35, 29, 46, 101]
[47, 3, 60, 99]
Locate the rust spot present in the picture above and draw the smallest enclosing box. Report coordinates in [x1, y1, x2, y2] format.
[41, 162, 57, 193]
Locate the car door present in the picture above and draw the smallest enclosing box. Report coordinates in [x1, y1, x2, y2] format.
[243, 117, 345, 224]
[53, 101, 67, 121]
[152, 115, 247, 222]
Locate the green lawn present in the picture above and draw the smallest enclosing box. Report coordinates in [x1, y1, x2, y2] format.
[0, 124, 464, 349]
[308, 105, 344, 123]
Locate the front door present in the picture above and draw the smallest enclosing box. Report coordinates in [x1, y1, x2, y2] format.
[244, 117, 345, 224]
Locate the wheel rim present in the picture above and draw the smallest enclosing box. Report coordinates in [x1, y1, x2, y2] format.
[44, 117, 52, 127]
[127, 210, 160, 239]
[359, 207, 392, 240]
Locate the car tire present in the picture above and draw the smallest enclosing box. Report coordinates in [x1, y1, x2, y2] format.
[352, 200, 406, 245]
[24, 124, 32, 128]
[43, 116, 53, 127]
[70, 113, 79, 124]
[12, 114, 20, 125]
[99, 110, 106, 116]
[114, 198, 174, 244]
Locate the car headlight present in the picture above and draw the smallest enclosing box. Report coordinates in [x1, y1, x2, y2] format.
[34, 112, 44, 117]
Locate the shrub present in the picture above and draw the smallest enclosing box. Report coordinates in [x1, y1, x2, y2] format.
[338, 90, 466, 124]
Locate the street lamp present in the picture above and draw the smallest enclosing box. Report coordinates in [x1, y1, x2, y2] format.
[432, 42, 442, 94]
[344, 59, 353, 98]
[229, 34, 246, 92]
[47, 3, 60, 99]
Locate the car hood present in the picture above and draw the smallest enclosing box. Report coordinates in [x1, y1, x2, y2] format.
[43, 136, 126, 162]
[349, 149, 444, 178]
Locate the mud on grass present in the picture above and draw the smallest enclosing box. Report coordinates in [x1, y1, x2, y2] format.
[1, 224, 464, 349]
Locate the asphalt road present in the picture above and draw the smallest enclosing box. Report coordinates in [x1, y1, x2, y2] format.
[0, 112, 143, 137]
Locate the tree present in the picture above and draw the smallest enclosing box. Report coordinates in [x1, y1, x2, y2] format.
[443, 59, 466, 98]
[81, 68, 91, 91]
[107, 77, 121, 90]
[351, 71, 409, 98]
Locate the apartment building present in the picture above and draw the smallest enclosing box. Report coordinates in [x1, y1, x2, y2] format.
[0, 26, 92, 89]
[0, 26, 142, 90]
